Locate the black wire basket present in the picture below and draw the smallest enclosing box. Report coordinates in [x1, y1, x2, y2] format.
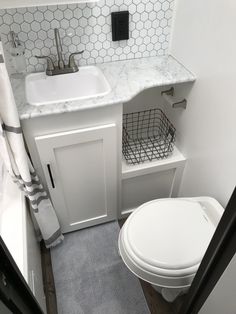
[122, 108, 176, 165]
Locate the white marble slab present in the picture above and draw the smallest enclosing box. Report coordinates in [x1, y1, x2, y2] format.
[11, 55, 196, 120]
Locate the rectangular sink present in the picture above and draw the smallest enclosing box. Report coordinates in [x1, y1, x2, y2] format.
[25, 66, 111, 106]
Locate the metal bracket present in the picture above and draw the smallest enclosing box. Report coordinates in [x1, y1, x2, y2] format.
[161, 87, 187, 109]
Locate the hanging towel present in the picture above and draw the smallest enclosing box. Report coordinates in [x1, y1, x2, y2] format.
[0, 46, 63, 248]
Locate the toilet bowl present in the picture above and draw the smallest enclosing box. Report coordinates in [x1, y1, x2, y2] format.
[118, 197, 224, 302]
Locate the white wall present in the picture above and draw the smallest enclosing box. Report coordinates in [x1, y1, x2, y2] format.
[169, 0, 236, 313]
[169, 0, 236, 207]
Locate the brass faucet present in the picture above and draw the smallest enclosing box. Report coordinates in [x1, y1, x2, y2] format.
[35, 28, 84, 76]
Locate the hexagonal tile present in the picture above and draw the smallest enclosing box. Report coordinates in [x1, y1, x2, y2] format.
[137, 3, 145, 14]
[157, 10, 165, 20]
[54, 9, 63, 20]
[94, 25, 101, 35]
[160, 18, 168, 28]
[140, 29, 147, 37]
[61, 19, 69, 29]
[135, 37, 143, 45]
[79, 17, 87, 28]
[100, 48, 106, 57]
[13, 12, 23, 24]
[44, 38, 53, 48]
[38, 30, 47, 40]
[94, 41, 102, 51]
[98, 33, 106, 42]
[45, 10, 54, 22]
[28, 31, 37, 41]
[23, 12, 33, 23]
[83, 35, 89, 44]
[149, 11, 157, 21]
[83, 7, 91, 19]
[146, 3, 154, 13]
[132, 29, 139, 39]
[41, 20, 50, 31]
[51, 19, 60, 29]
[129, 4, 136, 14]
[162, 1, 170, 11]
[154, 2, 162, 11]
[18, 31, 27, 42]
[136, 21, 144, 31]
[35, 39, 44, 49]
[34, 11, 44, 22]
[73, 7, 83, 19]
[17, 8, 27, 14]
[31, 21, 40, 32]
[21, 22, 30, 33]
[141, 12, 149, 22]
[25, 39, 34, 50]
[133, 13, 140, 23]
[97, 16, 105, 26]
[64, 8, 73, 20]
[72, 35, 80, 45]
[144, 20, 152, 29]
[101, 6, 110, 17]
[0, 0, 173, 72]
[90, 34, 98, 44]
[10, 23, 21, 33]
[107, 47, 114, 57]
[165, 9, 172, 20]
[147, 43, 154, 51]
[70, 18, 79, 28]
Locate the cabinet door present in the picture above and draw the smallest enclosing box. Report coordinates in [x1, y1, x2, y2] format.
[35, 124, 117, 233]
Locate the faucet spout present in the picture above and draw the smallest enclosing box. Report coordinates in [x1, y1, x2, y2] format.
[54, 28, 64, 69]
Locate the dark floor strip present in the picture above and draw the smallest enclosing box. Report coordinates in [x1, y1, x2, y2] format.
[40, 242, 58, 314]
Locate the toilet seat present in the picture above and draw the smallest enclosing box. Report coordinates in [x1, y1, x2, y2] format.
[119, 197, 221, 289]
[124, 199, 215, 276]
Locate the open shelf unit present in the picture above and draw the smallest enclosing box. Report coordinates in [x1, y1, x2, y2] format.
[120, 146, 187, 217]
[122, 146, 186, 179]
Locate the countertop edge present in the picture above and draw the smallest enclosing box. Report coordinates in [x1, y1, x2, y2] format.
[12, 55, 196, 121]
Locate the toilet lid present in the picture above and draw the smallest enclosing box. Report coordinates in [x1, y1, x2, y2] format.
[125, 199, 215, 271]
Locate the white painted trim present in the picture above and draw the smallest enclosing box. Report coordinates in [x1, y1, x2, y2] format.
[122, 146, 186, 180]
[36, 123, 116, 140]
[120, 207, 137, 217]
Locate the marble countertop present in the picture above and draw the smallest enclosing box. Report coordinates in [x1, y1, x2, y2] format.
[11, 55, 196, 120]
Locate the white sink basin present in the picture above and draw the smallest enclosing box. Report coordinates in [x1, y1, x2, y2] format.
[25, 66, 111, 106]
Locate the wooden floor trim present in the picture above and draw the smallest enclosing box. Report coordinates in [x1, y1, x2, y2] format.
[40, 242, 58, 314]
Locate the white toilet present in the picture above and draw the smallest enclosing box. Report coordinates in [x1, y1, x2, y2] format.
[118, 197, 224, 302]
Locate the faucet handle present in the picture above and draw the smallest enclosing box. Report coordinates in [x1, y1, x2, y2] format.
[35, 55, 54, 72]
[68, 50, 84, 69]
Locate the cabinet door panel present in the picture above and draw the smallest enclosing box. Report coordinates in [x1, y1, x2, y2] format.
[35, 124, 117, 233]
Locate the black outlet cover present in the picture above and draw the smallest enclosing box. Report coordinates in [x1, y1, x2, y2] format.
[111, 11, 129, 41]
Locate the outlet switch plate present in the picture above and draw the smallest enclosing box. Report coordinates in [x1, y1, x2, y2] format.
[111, 11, 129, 41]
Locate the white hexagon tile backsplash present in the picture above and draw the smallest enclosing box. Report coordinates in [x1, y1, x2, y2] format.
[0, 0, 175, 73]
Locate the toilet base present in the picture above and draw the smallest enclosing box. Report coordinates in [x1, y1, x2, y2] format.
[152, 284, 189, 302]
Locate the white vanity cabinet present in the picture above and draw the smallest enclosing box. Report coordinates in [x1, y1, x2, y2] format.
[22, 99, 186, 233]
[35, 124, 118, 233]
[22, 105, 122, 234]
